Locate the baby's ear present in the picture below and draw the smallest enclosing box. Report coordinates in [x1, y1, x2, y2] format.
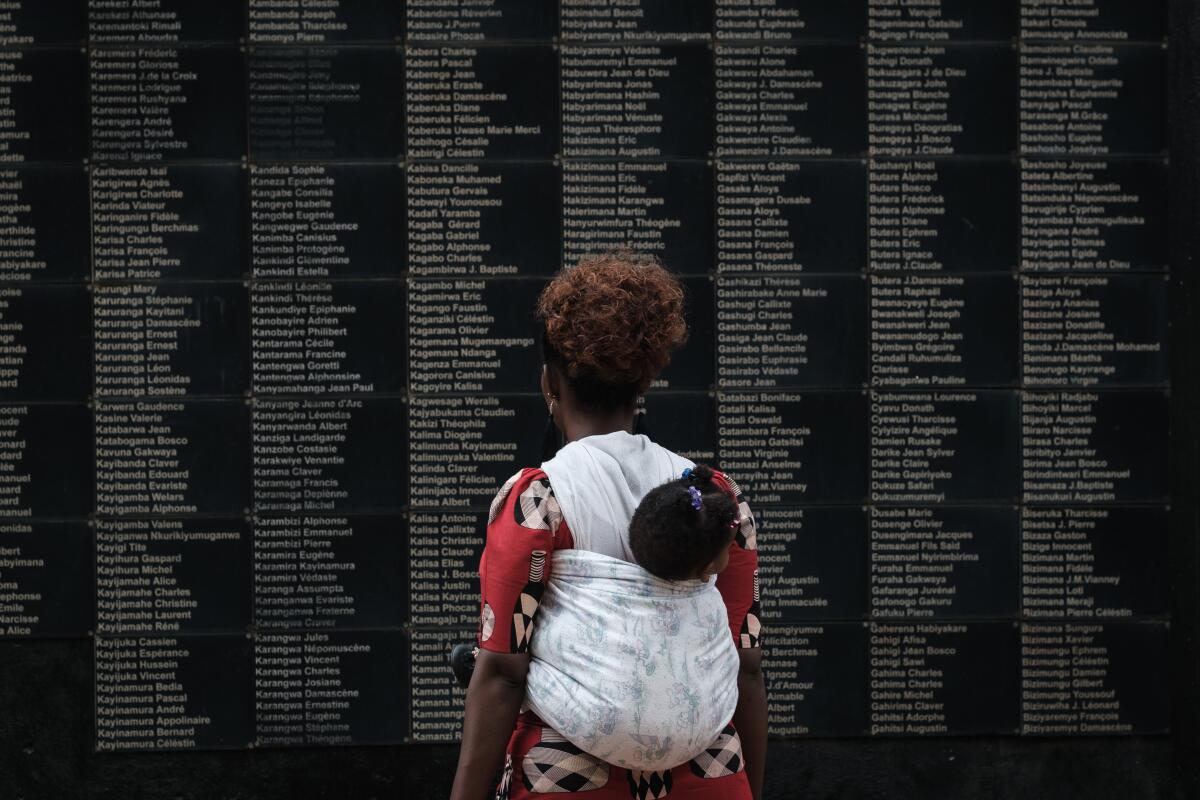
[695, 556, 720, 582]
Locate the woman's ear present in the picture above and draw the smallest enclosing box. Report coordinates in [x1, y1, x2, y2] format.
[542, 363, 563, 399]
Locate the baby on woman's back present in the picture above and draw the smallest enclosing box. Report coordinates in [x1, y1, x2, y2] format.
[628, 463, 742, 585]
[523, 463, 745, 771]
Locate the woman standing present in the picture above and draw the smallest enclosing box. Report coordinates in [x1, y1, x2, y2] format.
[449, 253, 767, 800]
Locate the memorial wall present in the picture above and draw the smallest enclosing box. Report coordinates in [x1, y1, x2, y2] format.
[0, 0, 1171, 752]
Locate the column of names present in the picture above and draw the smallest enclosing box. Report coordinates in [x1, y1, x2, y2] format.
[89, 3, 254, 752]
[1017, 0, 1170, 736]
[248, 1, 407, 747]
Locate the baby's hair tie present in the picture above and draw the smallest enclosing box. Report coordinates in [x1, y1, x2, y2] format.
[728, 517, 740, 530]
[687, 485, 702, 510]
[681, 467, 693, 480]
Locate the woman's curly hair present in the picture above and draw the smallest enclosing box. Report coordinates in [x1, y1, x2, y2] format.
[537, 252, 688, 410]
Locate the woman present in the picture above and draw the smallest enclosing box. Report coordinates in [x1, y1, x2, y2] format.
[449, 253, 767, 800]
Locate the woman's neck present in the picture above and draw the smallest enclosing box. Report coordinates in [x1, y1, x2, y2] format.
[561, 408, 635, 443]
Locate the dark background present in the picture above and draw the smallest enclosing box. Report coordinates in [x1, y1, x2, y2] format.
[0, 0, 1197, 797]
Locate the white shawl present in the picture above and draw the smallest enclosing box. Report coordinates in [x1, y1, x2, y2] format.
[526, 433, 740, 770]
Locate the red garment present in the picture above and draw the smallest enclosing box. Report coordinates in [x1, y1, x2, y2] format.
[476, 467, 762, 798]
[498, 712, 752, 799]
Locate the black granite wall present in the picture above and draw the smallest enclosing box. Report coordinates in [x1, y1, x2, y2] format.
[0, 0, 1196, 797]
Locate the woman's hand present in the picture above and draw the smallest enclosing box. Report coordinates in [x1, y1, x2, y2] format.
[449, 650, 531, 800]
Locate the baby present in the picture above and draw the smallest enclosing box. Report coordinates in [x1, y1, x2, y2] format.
[629, 463, 742, 583]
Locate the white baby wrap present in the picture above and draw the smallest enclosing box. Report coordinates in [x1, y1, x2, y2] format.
[528, 431, 741, 770]
[524, 550, 740, 772]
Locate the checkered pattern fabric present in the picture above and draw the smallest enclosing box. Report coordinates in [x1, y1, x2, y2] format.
[734, 501, 753, 551]
[688, 725, 744, 779]
[626, 769, 672, 799]
[511, 550, 546, 652]
[480, 602, 496, 643]
[500, 715, 753, 799]
[515, 478, 562, 533]
[510, 584, 542, 653]
[490, 472, 524, 524]
[721, 473, 744, 498]
[522, 730, 610, 793]
[738, 611, 761, 649]
[735, 500, 757, 550]
[739, 569, 762, 648]
[495, 754, 513, 800]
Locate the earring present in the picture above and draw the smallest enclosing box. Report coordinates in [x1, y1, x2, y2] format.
[633, 408, 651, 438]
[541, 396, 564, 461]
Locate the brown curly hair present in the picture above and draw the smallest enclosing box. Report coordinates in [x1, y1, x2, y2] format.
[537, 252, 688, 410]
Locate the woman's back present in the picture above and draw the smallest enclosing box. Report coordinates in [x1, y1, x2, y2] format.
[451, 254, 765, 800]
[525, 433, 740, 770]
[540, 430, 694, 563]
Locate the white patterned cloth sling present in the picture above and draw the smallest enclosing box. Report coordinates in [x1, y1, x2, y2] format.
[527, 431, 742, 771]
[523, 549, 740, 772]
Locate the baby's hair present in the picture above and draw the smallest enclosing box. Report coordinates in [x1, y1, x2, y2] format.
[629, 464, 739, 581]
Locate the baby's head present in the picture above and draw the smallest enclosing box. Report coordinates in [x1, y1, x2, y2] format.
[629, 464, 740, 581]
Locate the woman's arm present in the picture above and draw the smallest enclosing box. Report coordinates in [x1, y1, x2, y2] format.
[449, 650, 530, 800]
[733, 646, 767, 800]
[713, 470, 767, 799]
[450, 469, 566, 799]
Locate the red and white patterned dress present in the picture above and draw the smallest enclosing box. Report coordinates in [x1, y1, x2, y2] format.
[478, 467, 762, 800]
